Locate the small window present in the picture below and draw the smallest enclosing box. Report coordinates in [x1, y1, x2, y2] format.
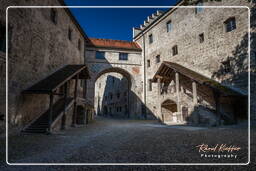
[119, 53, 128, 60]
[50, 9, 57, 24]
[166, 20, 172, 32]
[224, 17, 236, 32]
[112, 77, 115, 84]
[110, 93, 113, 100]
[68, 28, 72, 41]
[78, 39, 81, 50]
[172, 45, 178, 56]
[99, 83, 101, 88]
[96, 51, 105, 59]
[0, 25, 6, 52]
[149, 34, 153, 44]
[124, 91, 127, 97]
[147, 60, 151, 67]
[148, 79, 152, 91]
[195, 2, 204, 14]
[199, 33, 204, 43]
[222, 58, 231, 73]
[117, 92, 120, 99]
[156, 55, 160, 63]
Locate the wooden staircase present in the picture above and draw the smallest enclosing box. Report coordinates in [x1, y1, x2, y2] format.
[22, 97, 74, 134]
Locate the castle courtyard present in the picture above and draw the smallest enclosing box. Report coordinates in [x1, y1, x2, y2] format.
[1, 116, 253, 170]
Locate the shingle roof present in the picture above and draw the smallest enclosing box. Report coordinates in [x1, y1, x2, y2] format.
[87, 38, 142, 51]
[153, 61, 246, 97]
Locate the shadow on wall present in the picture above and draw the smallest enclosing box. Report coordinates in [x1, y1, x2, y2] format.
[95, 73, 157, 120]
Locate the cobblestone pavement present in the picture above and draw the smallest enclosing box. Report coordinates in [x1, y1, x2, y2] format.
[0, 117, 255, 170]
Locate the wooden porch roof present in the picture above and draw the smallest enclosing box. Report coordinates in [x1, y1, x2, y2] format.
[152, 61, 246, 97]
[23, 65, 90, 94]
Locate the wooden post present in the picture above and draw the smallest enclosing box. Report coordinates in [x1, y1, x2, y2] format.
[72, 74, 79, 127]
[175, 72, 182, 121]
[214, 90, 221, 125]
[48, 93, 54, 133]
[192, 81, 197, 105]
[61, 82, 68, 130]
[157, 78, 161, 96]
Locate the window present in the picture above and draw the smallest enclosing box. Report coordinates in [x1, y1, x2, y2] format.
[147, 60, 150, 67]
[148, 79, 152, 91]
[109, 93, 113, 100]
[199, 33, 204, 43]
[112, 77, 115, 84]
[124, 91, 127, 97]
[96, 51, 105, 59]
[195, 1, 204, 14]
[68, 28, 72, 41]
[172, 45, 178, 56]
[78, 39, 81, 50]
[50, 9, 57, 24]
[119, 53, 128, 60]
[0, 25, 6, 52]
[222, 58, 231, 73]
[166, 20, 172, 32]
[156, 55, 160, 63]
[149, 34, 153, 44]
[99, 83, 101, 88]
[117, 92, 120, 99]
[224, 17, 236, 32]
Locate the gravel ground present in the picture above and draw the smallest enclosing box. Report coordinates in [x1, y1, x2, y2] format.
[0, 116, 255, 170]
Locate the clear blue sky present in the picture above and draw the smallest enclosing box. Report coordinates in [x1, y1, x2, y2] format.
[64, 0, 180, 41]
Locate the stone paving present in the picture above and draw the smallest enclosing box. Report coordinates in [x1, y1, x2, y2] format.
[0, 117, 255, 170]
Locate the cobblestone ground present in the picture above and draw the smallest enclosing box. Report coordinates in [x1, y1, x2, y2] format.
[0, 116, 255, 170]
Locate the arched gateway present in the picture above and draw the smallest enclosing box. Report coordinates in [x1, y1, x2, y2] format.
[85, 38, 145, 118]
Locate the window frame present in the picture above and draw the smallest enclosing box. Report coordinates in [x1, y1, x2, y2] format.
[199, 33, 204, 43]
[224, 17, 236, 32]
[68, 28, 72, 41]
[172, 45, 178, 56]
[50, 8, 57, 24]
[166, 20, 172, 32]
[195, 1, 204, 14]
[156, 55, 161, 63]
[119, 53, 128, 61]
[0, 24, 6, 53]
[147, 60, 151, 68]
[78, 39, 81, 50]
[95, 51, 106, 59]
[149, 34, 153, 44]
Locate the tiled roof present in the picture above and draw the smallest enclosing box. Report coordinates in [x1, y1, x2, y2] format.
[87, 38, 142, 51]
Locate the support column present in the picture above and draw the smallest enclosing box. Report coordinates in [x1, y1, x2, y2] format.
[61, 82, 68, 130]
[192, 81, 197, 105]
[214, 90, 221, 125]
[175, 72, 183, 122]
[47, 93, 54, 133]
[157, 77, 161, 96]
[72, 74, 79, 127]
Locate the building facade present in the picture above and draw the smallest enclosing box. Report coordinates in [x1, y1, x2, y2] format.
[0, 0, 255, 134]
[0, 0, 90, 133]
[134, 0, 255, 125]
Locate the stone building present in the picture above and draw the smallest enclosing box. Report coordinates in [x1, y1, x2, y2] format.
[0, 0, 255, 134]
[85, 38, 144, 118]
[133, 0, 255, 125]
[0, 0, 91, 133]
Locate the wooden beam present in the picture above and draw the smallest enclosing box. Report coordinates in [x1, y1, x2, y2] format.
[175, 72, 183, 121]
[72, 74, 79, 127]
[47, 93, 54, 134]
[61, 82, 68, 130]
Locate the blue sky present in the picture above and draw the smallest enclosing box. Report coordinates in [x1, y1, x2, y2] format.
[64, 0, 180, 41]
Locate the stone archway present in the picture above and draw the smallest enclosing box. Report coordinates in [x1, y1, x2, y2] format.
[87, 65, 143, 118]
[161, 99, 178, 123]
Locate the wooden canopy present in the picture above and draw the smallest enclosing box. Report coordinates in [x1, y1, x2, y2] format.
[23, 65, 90, 94]
[152, 61, 246, 97]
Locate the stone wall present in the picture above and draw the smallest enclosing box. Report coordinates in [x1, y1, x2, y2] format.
[85, 47, 145, 118]
[95, 72, 129, 117]
[134, 0, 255, 122]
[0, 0, 86, 133]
